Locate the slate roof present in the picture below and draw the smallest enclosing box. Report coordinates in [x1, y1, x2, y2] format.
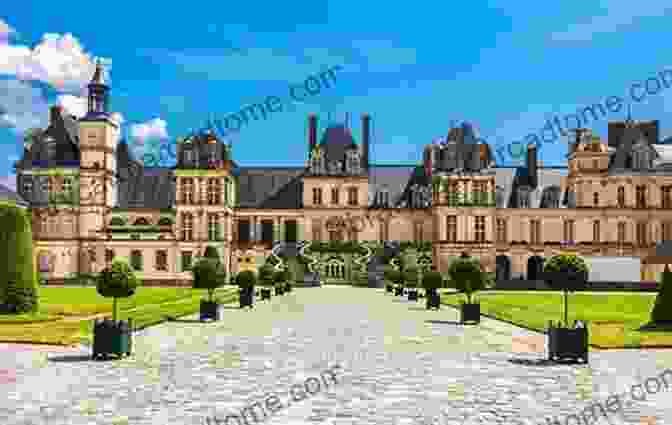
[0, 184, 28, 207]
[318, 124, 359, 163]
[368, 165, 417, 207]
[236, 167, 304, 208]
[16, 106, 80, 169]
[116, 166, 175, 209]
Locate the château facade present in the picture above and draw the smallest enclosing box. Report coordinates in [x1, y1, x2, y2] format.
[9, 63, 672, 285]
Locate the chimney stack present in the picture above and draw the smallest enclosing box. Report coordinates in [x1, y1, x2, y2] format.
[308, 114, 317, 153]
[527, 143, 538, 188]
[362, 114, 370, 169]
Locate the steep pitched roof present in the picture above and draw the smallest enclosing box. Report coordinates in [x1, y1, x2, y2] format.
[236, 167, 304, 208]
[318, 125, 358, 163]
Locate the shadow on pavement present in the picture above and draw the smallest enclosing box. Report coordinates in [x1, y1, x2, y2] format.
[48, 354, 99, 363]
[425, 319, 461, 325]
[507, 358, 558, 367]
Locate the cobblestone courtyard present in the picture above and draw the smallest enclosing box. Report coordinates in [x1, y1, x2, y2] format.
[1, 287, 671, 425]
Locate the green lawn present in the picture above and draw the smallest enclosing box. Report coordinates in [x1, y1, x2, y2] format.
[440, 291, 672, 348]
[0, 286, 240, 345]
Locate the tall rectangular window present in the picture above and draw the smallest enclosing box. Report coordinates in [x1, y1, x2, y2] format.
[208, 213, 219, 241]
[446, 216, 457, 242]
[664, 222, 672, 241]
[617, 186, 625, 207]
[155, 250, 168, 271]
[130, 250, 143, 271]
[618, 222, 626, 243]
[182, 178, 194, 204]
[331, 187, 339, 204]
[662, 187, 672, 209]
[207, 178, 219, 205]
[312, 219, 322, 241]
[181, 213, 193, 241]
[414, 222, 423, 241]
[312, 187, 322, 205]
[63, 177, 72, 193]
[593, 220, 600, 243]
[474, 216, 486, 242]
[636, 185, 647, 208]
[496, 218, 507, 243]
[105, 249, 114, 264]
[637, 222, 647, 246]
[348, 187, 358, 206]
[261, 220, 274, 243]
[530, 220, 541, 244]
[563, 219, 575, 243]
[237, 219, 250, 243]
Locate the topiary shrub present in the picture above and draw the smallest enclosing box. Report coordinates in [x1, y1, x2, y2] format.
[422, 270, 443, 292]
[0, 205, 38, 314]
[258, 264, 275, 287]
[96, 258, 138, 322]
[236, 270, 256, 289]
[651, 265, 672, 324]
[543, 253, 589, 327]
[403, 266, 419, 288]
[192, 258, 222, 303]
[203, 246, 220, 264]
[273, 269, 289, 284]
[448, 256, 484, 304]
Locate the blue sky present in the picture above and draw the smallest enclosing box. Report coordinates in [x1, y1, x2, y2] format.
[1, 1, 672, 189]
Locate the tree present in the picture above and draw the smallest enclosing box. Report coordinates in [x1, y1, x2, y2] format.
[258, 264, 275, 287]
[192, 258, 222, 303]
[403, 266, 419, 288]
[0, 205, 39, 314]
[448, 256, 484, 304]
[422, 270, 443, 292]
[273, 269, 289, 285]
[96, 258, 139, 322]
[236, 270, 256, 289]
[543, 253, 589, 327]
[651, 265, 672, 324]
[203, 246, 220, 264]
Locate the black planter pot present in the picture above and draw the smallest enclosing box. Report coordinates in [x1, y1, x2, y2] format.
[275, 286, 284, 296]
[385, 284, 394, 293]
[261, 288, 272, 300]
[394, 286, 404, 296]
[548, 321, 589, 363]
[92, 318, 133, 360]
[460, 303, 480, 324]
[239, 288, 254, 308]
[199, 300, 220, 321]
[426, 290, 440, 310]
[407, 289, 418, 301]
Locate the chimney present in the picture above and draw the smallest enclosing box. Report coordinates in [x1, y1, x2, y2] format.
[50, 105, 62, 124]
[527, 143, 538, 188]
[308, 114, 317, 153]
[362, 114, 370, 169]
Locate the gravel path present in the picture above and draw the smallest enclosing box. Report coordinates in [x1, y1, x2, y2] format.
[0, 287, 671, 425]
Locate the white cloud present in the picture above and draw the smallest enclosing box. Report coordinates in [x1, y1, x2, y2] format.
[111, 112, 124, 125]
[550, 0, 672, 41]
[56, 94, 87, 118]
[0, 32, 99, 94]
[0, 79, 49, 135]
[130, 118, 169, 144]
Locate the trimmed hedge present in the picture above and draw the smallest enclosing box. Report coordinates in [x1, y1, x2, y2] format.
[0, 205, 38, 314]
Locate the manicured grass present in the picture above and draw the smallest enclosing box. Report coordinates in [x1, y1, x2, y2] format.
[0, 286, 240, 345]
[440, 291, 672, 348]
[0, 311, 61, 324]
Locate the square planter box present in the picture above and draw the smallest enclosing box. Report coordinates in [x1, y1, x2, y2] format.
[260, 288, 272, 300]
[275, 286, 284, 296]
[92, 318, 133, 360]
[407, 289, 419, 301]
[199, 300, 220, 321]
[385, 284, 394, 293]
[426, 291, 440, 310]
[394, 286, 404, 296]
[460, 303, 480, 324]
[239, 288, 254, 308]
[548, 322, 589, 363]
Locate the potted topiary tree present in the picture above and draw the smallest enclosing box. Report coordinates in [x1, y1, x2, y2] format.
[258, 265, 274, 300]
[236, 270, 256, 308]
[192, 258, 223, 321]
[543, 253, 589, 363]
[383, 267, 396, 293]
[422, 270, 442, 310]
[650, 265, 672, 325]
[392, 269, 404, 296]
[93, 258, 138, 360]
[404, 266, 420, 301]
[273, 269, 290, 294]
[448, 253, 484, 324]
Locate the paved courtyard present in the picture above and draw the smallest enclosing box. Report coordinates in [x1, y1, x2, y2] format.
[1, 287, 671, 425]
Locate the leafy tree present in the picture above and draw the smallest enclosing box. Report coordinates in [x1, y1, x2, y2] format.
[96, 258, 138, 322]
[651, 265, 672, 324]
[448, 256, 484, 304]
[0, 205, 38, 314]
[258, 264, 275, 287]
[192, 258, 223, 303]
[236, 270, 256, 289]
[543, 253, 589, 327]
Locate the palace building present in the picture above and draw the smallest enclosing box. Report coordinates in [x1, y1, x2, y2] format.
[9, 63, 672, 285]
